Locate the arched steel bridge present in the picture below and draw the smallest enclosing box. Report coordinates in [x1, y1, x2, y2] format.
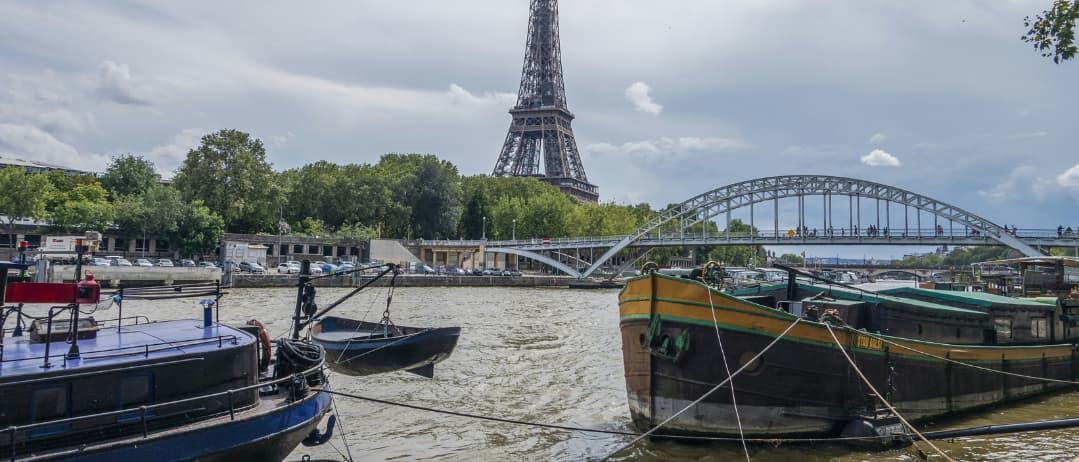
[422, 175, 1077, 278]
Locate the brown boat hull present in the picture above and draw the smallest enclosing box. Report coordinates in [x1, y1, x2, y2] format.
[619, 273, 1079, 437]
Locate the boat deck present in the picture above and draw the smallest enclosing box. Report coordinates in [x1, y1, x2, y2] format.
[0, 320, 254, 379]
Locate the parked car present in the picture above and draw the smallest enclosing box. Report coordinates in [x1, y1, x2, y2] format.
[156, 259, 174, 267]
[483, 267, 502, 276]
[239, 261, 265, 273]
[199, 261, 218, 268]
[502, 269, 522, 277]
[321, 263, 338, 274]
[180, 259, 196, 267]
[106, 256, 133, 267]
[471, 268, 484, 276]
[445, 266, 467, 276]
[337, 262, 355, 274]
[416, 264, 436, 275]
[277, 262, 300, 274]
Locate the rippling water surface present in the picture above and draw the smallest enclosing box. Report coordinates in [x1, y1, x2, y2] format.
[59, 285, 1079, 461]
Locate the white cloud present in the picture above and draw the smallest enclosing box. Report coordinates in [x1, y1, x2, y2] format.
[624, 82, 662, 115]
[0, 71, 95, 137]
[1058, 164, 1079, 189]
[96, 60, 169, 105]
[0, 123, 110, 172]
[1007, 130, 1048, 140]
[584, 136, 752, 162]
[269, 131, 295, 149]
[860, 149, 901, 167]
[446, 84, 516, 107]
[979, 165, 1053, 202]
[869, 132, 887, 144]
[144, 128, 206, 177]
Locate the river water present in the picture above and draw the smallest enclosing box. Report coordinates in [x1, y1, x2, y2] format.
[68, 286, 1079, 461]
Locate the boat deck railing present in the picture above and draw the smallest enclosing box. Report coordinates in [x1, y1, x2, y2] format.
[0, 334, 240, 372]
[1, 361, 325, 461]
[2, 315, 151, 336]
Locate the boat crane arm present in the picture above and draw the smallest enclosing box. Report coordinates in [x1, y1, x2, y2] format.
[293, 263, 399, 334]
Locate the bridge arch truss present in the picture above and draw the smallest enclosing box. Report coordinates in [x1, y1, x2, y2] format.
[579, 175, 1042, 278]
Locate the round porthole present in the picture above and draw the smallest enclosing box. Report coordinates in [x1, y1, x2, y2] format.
[738, 351, 763, 374]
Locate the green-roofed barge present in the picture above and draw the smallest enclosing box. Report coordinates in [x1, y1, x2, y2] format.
[617, 258, 1079, 444]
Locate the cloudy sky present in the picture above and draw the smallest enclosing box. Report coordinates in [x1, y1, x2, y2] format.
[1, 0, 1077, 255]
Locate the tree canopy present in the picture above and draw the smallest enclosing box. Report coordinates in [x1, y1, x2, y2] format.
[0, 167, 54, 247]
[172, 129, 282, 233]
[101, 154, 160, 198]
[1023, 0, 1078, 63]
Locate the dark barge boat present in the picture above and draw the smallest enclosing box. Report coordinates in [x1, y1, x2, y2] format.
[312, 316, 460, 378]
[0, 260, 334, 461]
[618, 260, 1079, 439]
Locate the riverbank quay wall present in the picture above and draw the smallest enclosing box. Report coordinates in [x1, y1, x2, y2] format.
[47, 265, 222, 287]
[231, 274, 576, 288]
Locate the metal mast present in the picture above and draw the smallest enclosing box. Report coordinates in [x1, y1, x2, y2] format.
[493, 0, 598, 203]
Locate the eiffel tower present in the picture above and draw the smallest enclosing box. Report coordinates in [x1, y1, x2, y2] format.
[493, 0, 598, 203]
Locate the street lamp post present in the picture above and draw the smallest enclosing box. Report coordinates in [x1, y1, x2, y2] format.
[482, 216, 486, 240]
[512, 219, 516, 242]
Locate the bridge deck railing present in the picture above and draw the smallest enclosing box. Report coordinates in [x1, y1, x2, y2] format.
[419, 228, 1073, 249]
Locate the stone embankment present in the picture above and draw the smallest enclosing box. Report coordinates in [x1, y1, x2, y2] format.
[49, 266, 223, 287]
[48, 266, 610, 288]
[231, 273, 578, 288]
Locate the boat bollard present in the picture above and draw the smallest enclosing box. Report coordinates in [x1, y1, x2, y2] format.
[200, 300, 215, 327]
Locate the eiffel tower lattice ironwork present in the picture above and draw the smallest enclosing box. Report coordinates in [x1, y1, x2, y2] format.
[492, 0, 598, 203]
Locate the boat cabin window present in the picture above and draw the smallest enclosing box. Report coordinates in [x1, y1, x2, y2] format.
[31, 385, 70, 422]
[118, 374, 153, 408]
[1031, 317, 1048, 338]
[993, 318, 1013, 340]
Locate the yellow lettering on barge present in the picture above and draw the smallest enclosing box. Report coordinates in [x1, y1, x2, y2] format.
[856, 334, 883, 351]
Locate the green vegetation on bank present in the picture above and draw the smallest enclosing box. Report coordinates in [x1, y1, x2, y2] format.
[3, 128, 1073, 266]
[3, 128, 708, 260]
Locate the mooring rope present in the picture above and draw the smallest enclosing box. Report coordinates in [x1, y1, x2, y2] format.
[824, 323, 955, 462]
[328, 393, 355, 462]
[706, 286, 751, 462]
[862, 331, 1079, 385]
[333, 330, 425, 365]
[599, 317, 803, 461]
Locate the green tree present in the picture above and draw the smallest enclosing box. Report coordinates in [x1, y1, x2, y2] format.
[47, 182, 114, 233]
[705, 220, 766, 266]
[1023, 0, 1078, 63]
[172, 129, 281, 233]
[101, 154, 160, 198]
[777, 253, 805, 264]
[111, 194, 145, 240]
[142, 185, 184, 239]
[175, 200, 225, 258]
[375, 154, 462, 239]
[0, 168, 54, 247]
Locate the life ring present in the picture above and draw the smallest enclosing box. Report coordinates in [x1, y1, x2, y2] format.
[246, 319, 273, 372]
